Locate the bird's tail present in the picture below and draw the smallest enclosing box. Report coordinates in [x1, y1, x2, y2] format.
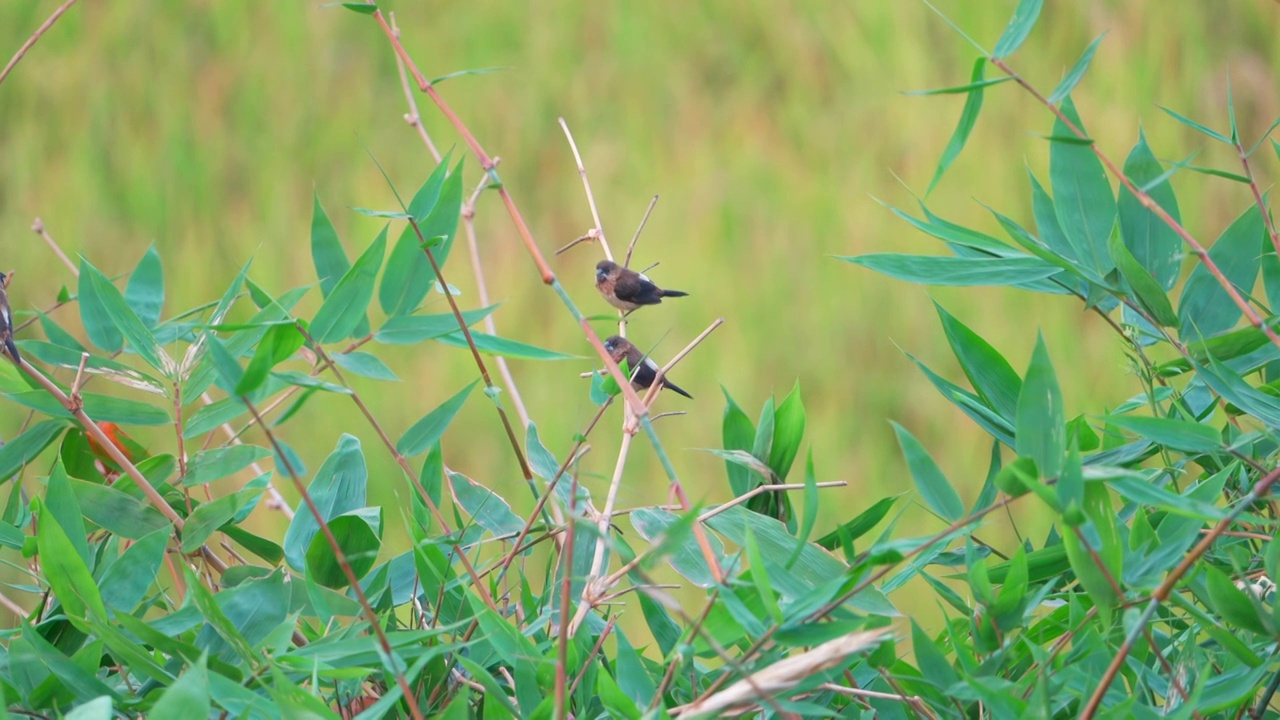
[664, 379, 693, 399]
[660, 289, 689, 298]
[3, 337, 17, 365]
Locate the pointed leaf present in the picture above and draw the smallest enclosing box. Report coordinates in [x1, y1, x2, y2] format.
[768, 381, 805, 480]
[380, 159, 452, 315]
[837, 254, 1060, 286]
[1016, 334, 1065, 478]
[310, 225, 386, 343]
[721, 388, 756, 497]
[417, 158, 465, 269]
[890, 422, 963, 521]
[125, 245, 165, 328]
[82, 259, 165, 372]
[236, 322, 306, 396]
[373, 305, 498, 345]
[449, 471, 524, 536]
[925, 57, 987, 197]
[396, 381, 478, 456]
[1178, 203, 1265, 339]
[934, 302, 1022, 420]
[1051, 97, 1116, 276]
[1108, 225, 1178, 326]
[1118, 130, 1183, 290]
[433, 331, 577, 360]
[992, 0, 1043, 59]
[1047, 34, 1105, 105]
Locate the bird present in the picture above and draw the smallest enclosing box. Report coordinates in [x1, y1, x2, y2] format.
[595, 260, 688, 313]
[0, 272, 18, 364]
[602, 335, 693, 399]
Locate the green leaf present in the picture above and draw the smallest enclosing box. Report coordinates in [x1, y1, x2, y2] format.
[78, 260, 123, 353]
[0, 419, 66, 482]
[125, 245, 165, 328]
[992, 0, 1042, 59]
[906, 352, 1015, 448]
[934, 302, 1022, 420]
[890, 422, 963, 521]
[282, 435, 368, 571]
[767, 381, 805, 480]
[311, 192, 350, 298]
[1027, 171, 1089, 272]
[396, 380, 477, 456]
[1178, 203, 1265, 339]
[372, 304, 498, 345]
[70, 477, 170, 539]
[449, 471, 524, 536]
[417, 157, 465, 269]
[1051, 97, 1116, 276]
[182, 445, 273, 486]
[1016, 333, 1065, 479]
[82, 258, 166, 372]
[837, 254, 1060, 286]
[39, 311, 87, 353]
[903, 76, 1012, 96]
[1205, 564, 1269, 635]
[1062, 483, 1122, 609]
[721, 387, 756, 497]
[236, 322, 306, 395]
[305, 512, 382, 588]
[380, 159, 452, 315]
[310, 224, 386, 343]
[33, 496, 109, 630]
[205, 334, 245, 392]
[5, 391, 169, 426]
[814, 496, 897, 550]
[1103, 415, 1220, 454]
[183, 397, 248, 438]
[182, 487, 263, 552]
[19, 618, 119, 703]
[1160, 105, 1232, 144]
[1047, 34, 1105, 105]
[99, 527, 169, 612]
[911, 620, 960, 689]
[925, 57, 987, 197]
[331, 351, 399, 381]
[327, 2, 378, 15]
[1118, 130, 1183, 290]
[434, 331, 577, 360]
[149, 654, 210, 719]
[1107, 225, 1178, 326]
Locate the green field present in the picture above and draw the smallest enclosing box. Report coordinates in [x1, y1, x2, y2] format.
[2, 1, 1278, 621]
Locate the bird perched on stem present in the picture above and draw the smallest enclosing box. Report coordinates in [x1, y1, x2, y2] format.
[0, 271, 18, 364]
[595, 260, 688, 313]
[603, 335, 692, 399]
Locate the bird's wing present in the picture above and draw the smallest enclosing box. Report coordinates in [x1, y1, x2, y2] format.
[614, 271, 663, 305]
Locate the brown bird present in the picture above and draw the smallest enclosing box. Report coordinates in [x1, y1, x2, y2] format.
[0, 272, 17, 364]
[595, 260, 688, 313]
[603, 335, 692, 399]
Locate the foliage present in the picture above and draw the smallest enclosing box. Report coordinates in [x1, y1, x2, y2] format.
[2, 2, 1280, 719]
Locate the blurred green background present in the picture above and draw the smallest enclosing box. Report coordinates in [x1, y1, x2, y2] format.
[2, 1, 1279, 618]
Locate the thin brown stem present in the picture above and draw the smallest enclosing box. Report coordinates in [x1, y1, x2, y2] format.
[30, 218, 78, 277]
[241, 398, 424, 720]
[406, 219, 534, 483]
[293, 324, 498, 613]
[0, 0, 78, 87]
[624, 195, 659, 269]
[559, 117, 614, 262]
